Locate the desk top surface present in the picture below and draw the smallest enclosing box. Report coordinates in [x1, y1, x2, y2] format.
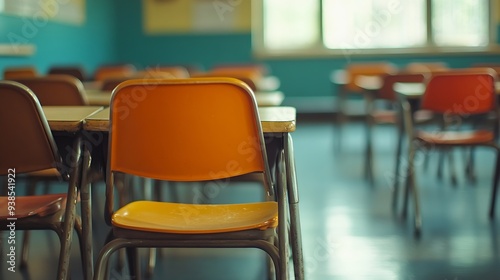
[84, 106, 296, 133]
[42, 106, 103, 132]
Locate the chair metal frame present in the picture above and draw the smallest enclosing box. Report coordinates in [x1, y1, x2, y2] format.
[93, 78, 303, 279]
[0, 81, 88, 279]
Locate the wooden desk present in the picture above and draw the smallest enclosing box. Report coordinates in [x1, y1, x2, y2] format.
[42, 106, 103, 132]
[40, 105, 103, 280]
[84, 106, 296, 133]
[85, 89, 285, 107]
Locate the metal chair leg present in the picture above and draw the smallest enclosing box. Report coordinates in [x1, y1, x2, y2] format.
[490, 151, 500, 219]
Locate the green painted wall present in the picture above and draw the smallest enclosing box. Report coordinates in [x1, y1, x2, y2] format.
[0, 0, 117, 78]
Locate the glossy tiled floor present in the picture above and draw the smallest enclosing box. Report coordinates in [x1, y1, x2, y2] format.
[2, 118, 500, 279]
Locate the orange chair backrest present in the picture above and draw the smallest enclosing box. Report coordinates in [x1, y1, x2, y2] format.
[345, 63, 397, 92]
[94, 64, 136, 81]
[4, 66, 38, 80]
[14, 75, 88, 106]
[378, 73, 427, 101]
[421, 69, 497, 115]
[109, 78, 269, 182]
[0, 81, 61, 174]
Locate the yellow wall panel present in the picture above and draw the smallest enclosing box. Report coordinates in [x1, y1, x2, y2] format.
[143, 0, 251, 34]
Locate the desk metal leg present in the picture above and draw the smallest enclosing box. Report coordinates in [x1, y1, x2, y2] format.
[57, 136, 82, 280]
[80, 145, 94, 280]
[285, 134, 305, 280]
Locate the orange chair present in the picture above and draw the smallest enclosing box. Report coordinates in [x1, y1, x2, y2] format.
[0, 81, 87, 279]
[334, 62, 397, 151]
[93, 78, 297, 279]
[93, 64, 136, 81]
[399, 69, 500, 235]
[3, 66, 38, 79]
[14, 75, 88, 106]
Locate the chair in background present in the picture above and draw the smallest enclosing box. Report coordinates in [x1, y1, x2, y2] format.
[333, 62, 397, 152]
[93, 78, 298, 279]
[48, 66, 87, 81]
[359, 73, 430, 192]
[93, 64, 136, 81]
[14, 75, 88, 106]
[0, 81, 87, 279]
[399, 69, 500, 235]
[3, 66, 38, 80]
[11, 74, 88, 265]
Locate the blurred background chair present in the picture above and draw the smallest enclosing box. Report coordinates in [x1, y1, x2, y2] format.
[404, 62, 449, 74]
[398, 69, 500, 235]
[93, 64, 136, 81]
[0, 81, 87, 279]
[358, 72, 431, 192]
[48, 65, 87, 82]
[3, 66, 38, 80]
[333, 62, 397, 152]
[93, 78, 295, 279]
[13, 75, 88, 106]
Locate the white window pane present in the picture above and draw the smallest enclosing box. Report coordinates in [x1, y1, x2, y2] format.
[432, 0, 489, 47]
[323, 0, 426, 49]
[263, 0, 319, 50]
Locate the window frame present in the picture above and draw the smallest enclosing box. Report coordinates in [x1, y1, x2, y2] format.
[252, 0, 500, 59]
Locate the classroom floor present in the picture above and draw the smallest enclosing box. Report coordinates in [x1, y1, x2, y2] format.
[2, 118, 500, 280]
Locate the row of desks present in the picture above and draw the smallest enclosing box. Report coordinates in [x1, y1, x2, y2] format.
[43, 106, 296, 133]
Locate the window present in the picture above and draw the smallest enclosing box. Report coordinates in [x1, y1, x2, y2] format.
[254, 0, 496, 56]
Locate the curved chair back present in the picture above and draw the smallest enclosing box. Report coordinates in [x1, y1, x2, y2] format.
[421, 69, 497, 114]
[94, 64, 136, 81]
[3, 66, 38, 80]
[0, 81, 61, 174]
[48, 66, 86, 81]
[345, 62, 397, 92]
[378, 73, 427, 101]
[109, 78, 271, 183]
[14, 75, 88, 105]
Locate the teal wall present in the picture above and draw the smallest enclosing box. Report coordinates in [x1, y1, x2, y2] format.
[1, 0, 500, 98]
[0, 0, 117, 79]
[115, 1, 500, 98]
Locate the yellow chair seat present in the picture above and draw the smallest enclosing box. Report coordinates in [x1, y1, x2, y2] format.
[112, 201, 278, 234]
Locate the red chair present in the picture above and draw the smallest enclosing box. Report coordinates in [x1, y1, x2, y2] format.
[399, 69, 500, 235]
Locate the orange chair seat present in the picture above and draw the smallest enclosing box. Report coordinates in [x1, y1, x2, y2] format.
[416, 130, 494, 145]
[0, 193, 66, 219]
[112, 201, 278, 234]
